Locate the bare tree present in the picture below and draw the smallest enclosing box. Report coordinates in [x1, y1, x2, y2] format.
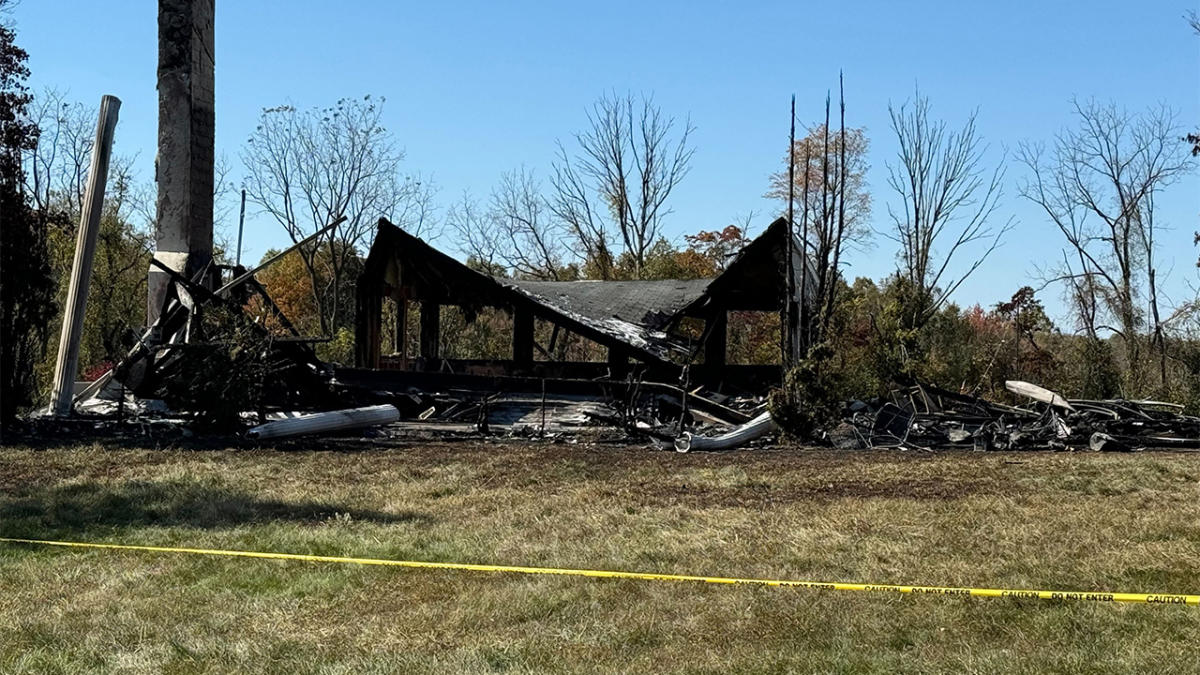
[490, 168, 568, 280]
[22, 88, 154, 232]
[241, 95, 435, 334]
[445, 191, 499, 273]
[549, 93, 694, 279]
[22, 88, 99, 220]
[1019, 99, 1193, 389]
[884, 88, 1011, 328]
[447, 168, 569, 281]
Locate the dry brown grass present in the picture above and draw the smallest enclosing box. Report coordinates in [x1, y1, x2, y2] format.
[1, 441, 1198, 673]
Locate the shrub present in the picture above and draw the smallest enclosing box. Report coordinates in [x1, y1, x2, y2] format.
[770, 344, 853, 440]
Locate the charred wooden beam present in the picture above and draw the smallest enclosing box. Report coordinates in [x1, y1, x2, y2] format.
[420, 302, 440, 362]
[395, 297, 408, 365]
[704, 311, 727, 369]
[513, 307, 534, 369]
[355, 282, 382, 368]
[607, 346, 628, 379]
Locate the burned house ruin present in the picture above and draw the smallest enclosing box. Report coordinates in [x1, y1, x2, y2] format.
[343, 217, 811, 421]
[41, 1, 1200, 451]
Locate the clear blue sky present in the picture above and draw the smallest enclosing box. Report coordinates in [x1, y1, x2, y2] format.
[12, 0, 1200, 324]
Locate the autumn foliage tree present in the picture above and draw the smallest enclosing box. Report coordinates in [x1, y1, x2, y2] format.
[765, 124, 871, 246]
[254, 241, 363, 363]
[254, 246, 319, 336]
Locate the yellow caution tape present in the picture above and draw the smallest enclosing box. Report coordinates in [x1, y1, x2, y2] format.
[1, 537, 1196, 606]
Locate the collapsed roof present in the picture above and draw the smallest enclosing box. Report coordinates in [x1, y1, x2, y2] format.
[354, 216, 812, 374]
[506, 279, 710, 332]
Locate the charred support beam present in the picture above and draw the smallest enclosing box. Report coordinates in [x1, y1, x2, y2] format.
[705, 311, 727, 369]
[513, 307, 534, 369]
[395, 297, 408, 365]
[607, 346, 629, 379]
[354, 283, 382, 368]
[420, 302, 440, 363]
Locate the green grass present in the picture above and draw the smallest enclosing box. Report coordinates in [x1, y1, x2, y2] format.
[0, 442, 1198, 673]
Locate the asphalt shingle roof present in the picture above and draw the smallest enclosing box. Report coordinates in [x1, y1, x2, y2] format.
[503, 279, 711, 329]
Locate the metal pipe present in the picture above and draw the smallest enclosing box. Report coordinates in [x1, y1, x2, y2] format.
[49, 95, 121, 416]
[674, 411, 777, 453]
[246, 404, 399, 440]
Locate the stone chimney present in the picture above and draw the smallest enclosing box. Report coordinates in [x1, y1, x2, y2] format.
[148, 0, 215, 324]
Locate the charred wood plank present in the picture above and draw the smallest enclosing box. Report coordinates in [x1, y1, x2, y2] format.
[420, 302, 440, 361]
[513, 307, 534, 368]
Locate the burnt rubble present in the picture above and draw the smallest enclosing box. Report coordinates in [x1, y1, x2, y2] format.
[840, 378, 1200, 452]
[33, 217, 1200, 452]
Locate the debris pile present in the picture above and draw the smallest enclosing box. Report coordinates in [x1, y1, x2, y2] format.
[846, 378, 1200, 452]
[33, 211, 1200, 451]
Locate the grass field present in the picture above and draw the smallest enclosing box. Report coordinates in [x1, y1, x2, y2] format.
[1, 440, 1198, 673]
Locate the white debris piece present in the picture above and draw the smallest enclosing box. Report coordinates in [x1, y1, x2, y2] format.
[674, 411, 777, 452]
[1005, 380, 1076, 412]
[246, 404, 399, 440]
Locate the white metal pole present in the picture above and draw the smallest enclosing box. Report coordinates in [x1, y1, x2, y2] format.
[49, 95, 121, 416]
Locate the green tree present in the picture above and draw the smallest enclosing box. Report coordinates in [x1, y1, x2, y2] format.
[40, 167, 150, 376]
[0, 3, 55, 423]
